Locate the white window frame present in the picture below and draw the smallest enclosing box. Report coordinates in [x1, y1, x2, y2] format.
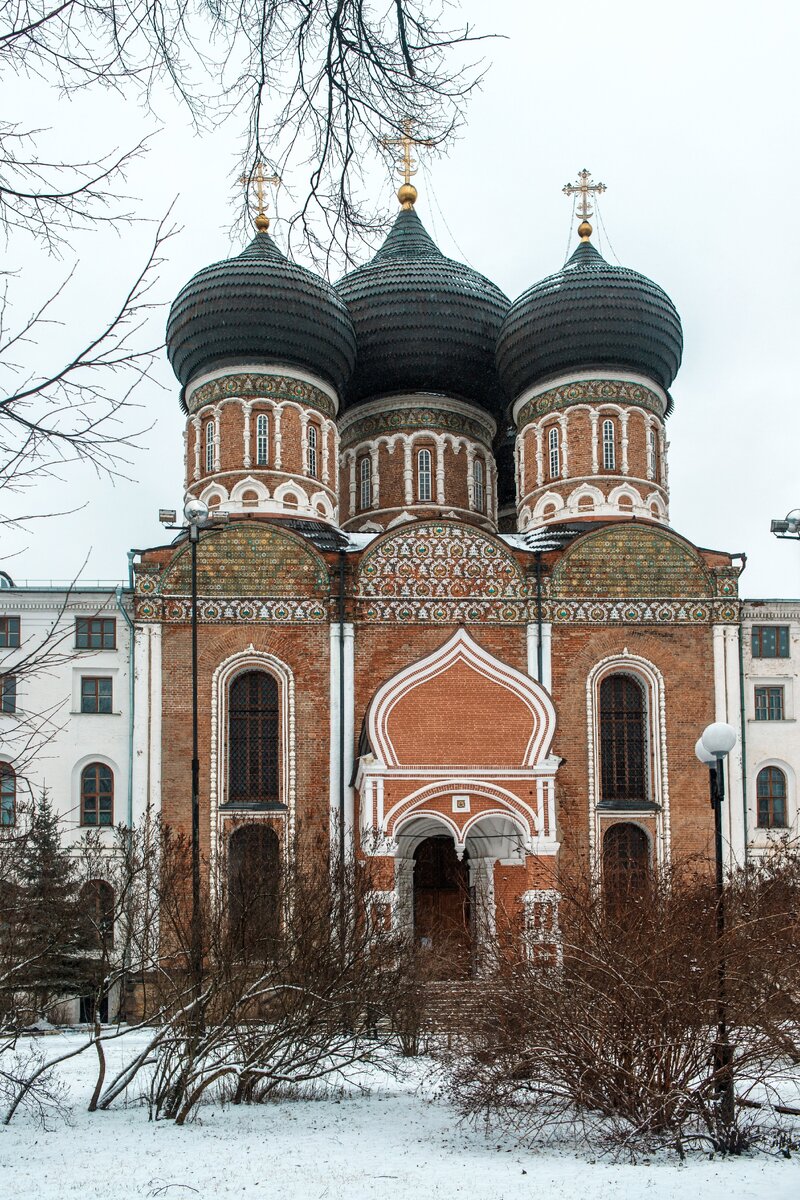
[205, 420, 215, 473]
[473, 457, 485, 514]
[255, 413, 269, 466]
[359, 456, 372, 510]
[417, 448, 432, 502]
[548, 427, 560, 480]
[307, 424, 318, 478]
[602, 419, 616, 471]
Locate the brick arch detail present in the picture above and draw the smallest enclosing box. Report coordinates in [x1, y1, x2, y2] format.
[389, 780, 542, 851]
[367, 629, 557, 769]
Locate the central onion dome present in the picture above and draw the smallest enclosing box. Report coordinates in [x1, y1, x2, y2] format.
[496, 237, 683, 399]
[336, 207, 510, 413]
[166, 230, 357, 396]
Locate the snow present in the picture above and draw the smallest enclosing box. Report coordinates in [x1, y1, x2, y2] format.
[1, 1032, 798, 1199]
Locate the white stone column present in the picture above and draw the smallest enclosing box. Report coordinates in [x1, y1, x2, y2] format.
[590, 410, 599, 474]
[724, 624, 746, 867]
[242, 401, 252, 468]
[466, 444, 476, 510]
[192, 416, 201, 480]
[343, 622, 355, 842]
[370, 445, 380, 508]
[645, 415, 655, 480]
[620, 410, 630, 475]
[347, 452, 357, 517]
[321, 418, 331, 485]
[299, 409, 309, 476]
[535, 422, 543, 488]
[403, 437, 413, 506]
[213, 407, 221, 472]
[273, 406, 283, 469]
[435, 436, 446, 505]
[558, 414, 569, 478]
[526, 620, 552, 689]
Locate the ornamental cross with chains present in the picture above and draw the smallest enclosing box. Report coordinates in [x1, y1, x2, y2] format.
[562, 168, 607, 219]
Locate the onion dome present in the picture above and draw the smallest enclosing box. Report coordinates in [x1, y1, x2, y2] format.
[336, 207, 510, 414]
[496, 238, 683, 399]
[166, 230, 357, 396]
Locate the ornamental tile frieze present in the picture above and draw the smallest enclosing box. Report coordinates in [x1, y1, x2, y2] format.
[187, 372, 336, 418]
[357, 598, 530, 623]
[549, 597, 740, 625]
[517, 379, 665, 427]
[357, 522, 529, 603]
[135, 595, 327, 623]
[342, 406, 493, 447]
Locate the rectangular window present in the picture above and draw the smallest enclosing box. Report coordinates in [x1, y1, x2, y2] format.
[81, 676, 113, 714]
[75, 617, 116, 650]
[0, 616, 20, 648]
[256, 413, 269, 466]
[754, 686, 784, 721]
[751, 625, 790, 658]
[1, 675, 16, 714]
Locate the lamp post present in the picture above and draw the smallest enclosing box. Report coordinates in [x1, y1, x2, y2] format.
[695, 720, 737, 1134]
[770, 508, 800, 540]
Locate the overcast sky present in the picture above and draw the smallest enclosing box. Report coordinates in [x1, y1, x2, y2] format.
[5, 0, 799, 599]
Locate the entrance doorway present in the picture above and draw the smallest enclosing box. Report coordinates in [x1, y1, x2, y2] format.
[413, 835, 471, 978]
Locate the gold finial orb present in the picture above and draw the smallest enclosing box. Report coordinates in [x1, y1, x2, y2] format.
[255, 211, 270, 232]
[578, 219, 592, 241]
[397, 182, 417, 209]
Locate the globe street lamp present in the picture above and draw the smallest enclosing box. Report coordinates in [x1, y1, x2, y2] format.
[695, 720, 737, 1133]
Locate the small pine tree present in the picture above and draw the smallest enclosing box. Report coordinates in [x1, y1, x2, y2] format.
[12, 790, 86, 1018]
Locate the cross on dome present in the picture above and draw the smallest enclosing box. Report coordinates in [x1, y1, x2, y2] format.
[240, 162, 281, 232]
[563, 167, 607, 241]
[380, 118, 436, 209]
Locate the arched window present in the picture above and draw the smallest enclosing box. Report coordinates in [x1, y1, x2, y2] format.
[618, 495, 634, 512]
[228, 824, 280, 949]
[757, 767, 787, 829]
[359, 456, 372, 510]
[80, 879, 115, 949]
[648, 427, 660, 480]
[603, 822, 650, 901]
[578, 495, 595, 512]
[229, 671, 280, 805]
[255, 413, 269, 466]
[81, 763, 114, 826]
[473, 458, 485, 514]
[205, 420, 215, 473]
[548, 427, 560, 479]
[602, 419, 616, 470]
[599, 674, 648, 805]
[307, 424, 318, 478]
[417, 448, 432, 502]
[0, 764, 15, 827]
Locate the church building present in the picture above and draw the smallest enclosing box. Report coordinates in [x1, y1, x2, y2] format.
[129, 160, 748, 967]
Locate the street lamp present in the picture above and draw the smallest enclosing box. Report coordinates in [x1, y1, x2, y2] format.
[770, 508, 800, 539]
[695, 720, 737, 1134]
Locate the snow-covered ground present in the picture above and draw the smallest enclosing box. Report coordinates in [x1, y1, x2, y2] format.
[1, 1032, 798, 1199]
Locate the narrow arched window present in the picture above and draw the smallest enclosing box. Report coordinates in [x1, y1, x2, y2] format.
[0, 764, 15, 827]
[417, 448, 432, 502]
[229, 671, 279, 805]
[80, 879, 115, 949]
[548, 427, 560, 479]
[228, 824, 280, 950]
[81, 763, 114, 826]
[359, 456, 372, 510]
[473, 457, 485, 514]
[757, 767, 787, 829]
[307, 424, 318, 478]
[649, 428, 660, 480]
[599, 674, 648, 804]
[256, 413, 268, 466]
[602, 419, 616, 470]
[603, 822, 650, 902]
[205, 420, 215, 473]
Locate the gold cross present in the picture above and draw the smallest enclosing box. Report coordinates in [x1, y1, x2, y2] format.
[563, 168, 606, 240]
[240, 162, 281, 231]
[380, 118, 436, 209]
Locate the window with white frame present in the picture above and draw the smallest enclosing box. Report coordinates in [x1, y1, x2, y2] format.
[205, 420, 215, 473]
[473, 457, 485, 513]
[648, 427, 659, 479]
[756, 766, 788, 829]
[359, 456, 372, 510]
[307, 424, 318, 478]
[255, 413, 269, 466]
[417, 448, 432, 502]
[548, 427, 560, 479]
[602, 419, 616, 471]
[599, 673, 649, 804]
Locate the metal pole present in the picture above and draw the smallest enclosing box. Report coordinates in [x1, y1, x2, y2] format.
[710, 758, 734, 1131]
[190, 523, 202, 1010]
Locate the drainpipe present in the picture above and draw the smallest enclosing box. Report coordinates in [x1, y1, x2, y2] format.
[534, 552, 544, 684]
[338, 549, 346, 868]
[738, 624, 749, 863]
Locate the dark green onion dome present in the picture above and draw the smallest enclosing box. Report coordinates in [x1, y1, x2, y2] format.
[166, 230, 357, 396]
[496, 239, 683, 399]
[335, 207, 510, 414]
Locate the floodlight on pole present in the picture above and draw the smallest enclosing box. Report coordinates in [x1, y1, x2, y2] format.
[770, 509, 800, 539]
